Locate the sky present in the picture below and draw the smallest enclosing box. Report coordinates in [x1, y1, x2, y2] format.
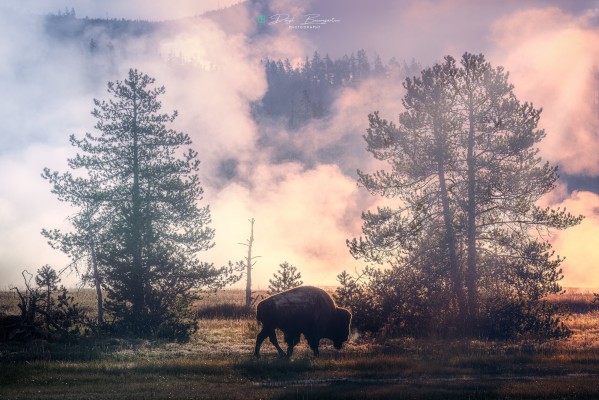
[1, 0, 599, 291]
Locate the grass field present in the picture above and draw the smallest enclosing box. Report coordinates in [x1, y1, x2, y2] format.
[1, 288, 599, 399]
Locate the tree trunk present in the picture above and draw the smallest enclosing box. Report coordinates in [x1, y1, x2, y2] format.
[88, 226, 103, 325]
[130, 89, 145, 327]
[245, 219, 255, 308]
[45, 283, 51, 333]
[465, 109, 478, 330]
[84, 209, 103, 325]
[435, 132, 467, 329]
[92, 251, 103, 326]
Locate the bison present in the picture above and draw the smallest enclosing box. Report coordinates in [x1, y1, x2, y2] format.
[254, 286, 352, 358]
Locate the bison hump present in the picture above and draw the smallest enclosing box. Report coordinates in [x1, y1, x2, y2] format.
[257, 286, 336, 331]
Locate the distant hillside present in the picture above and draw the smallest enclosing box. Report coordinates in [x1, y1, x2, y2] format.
[44, 8, 159, 40]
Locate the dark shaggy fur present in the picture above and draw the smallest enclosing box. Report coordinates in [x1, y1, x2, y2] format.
[254, 286, 352, 358]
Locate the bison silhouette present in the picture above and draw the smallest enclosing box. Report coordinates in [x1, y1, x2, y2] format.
[254, 286, 352, 358]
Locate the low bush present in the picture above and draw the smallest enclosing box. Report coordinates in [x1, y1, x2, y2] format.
[334, 264, 571, 341]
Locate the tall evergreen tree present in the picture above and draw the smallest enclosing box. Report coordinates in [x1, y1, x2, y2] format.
[356, 49, 370, 81]
[43, 69, 234, 338]
[372, 55, 386, 77]
[323, 53, 335, 85]
[311, 51, 325, 85]
[348, 53, 582, 337]
[350, 61, 468, 325]
[443, 53, 582, 326]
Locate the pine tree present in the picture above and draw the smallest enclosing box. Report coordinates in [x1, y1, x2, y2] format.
[349, 53, 582, 337]
[372, 55, 386, 77]
[443, 53, 583, 327]
[356, 49, 370, 81]
[35, 265, 59, 332]
[311, 51, 325, 85]
[43, 69, 234, 338]
[323, 53, 335, 85]
[267, 262, 303, 295]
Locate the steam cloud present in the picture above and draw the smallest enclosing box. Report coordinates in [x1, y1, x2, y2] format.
[0, 1, 598, 289]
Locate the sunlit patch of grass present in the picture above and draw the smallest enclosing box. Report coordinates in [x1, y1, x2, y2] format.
[547, 288, 599, 314]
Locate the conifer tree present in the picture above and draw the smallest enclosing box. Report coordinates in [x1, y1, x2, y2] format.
[349, 53, 582, 336]
[35, 265, 59, 332]
[267, 262, 303, 295]
[43, 69, 234, 338]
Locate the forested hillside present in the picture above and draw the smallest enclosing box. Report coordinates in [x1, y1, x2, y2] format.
[43, 9, 419, 125]
[257, 51, 421, 129]
[37, 9, 421, 169]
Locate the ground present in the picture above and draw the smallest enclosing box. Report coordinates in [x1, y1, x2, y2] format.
[1, 289, 599, 399]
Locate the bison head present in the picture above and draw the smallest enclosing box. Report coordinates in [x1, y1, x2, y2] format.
[330, 307, 352, 349]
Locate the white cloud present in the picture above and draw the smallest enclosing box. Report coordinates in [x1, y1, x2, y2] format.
[207, 162, 365, 288]
[547, 191, 599, 288]
[491, 7, 599, 175]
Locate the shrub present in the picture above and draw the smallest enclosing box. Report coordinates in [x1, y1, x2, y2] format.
[9, 266, 87, 341]
[478, 297, 570, 340]
[267, 262, 303, 295]
[335, 262, 571, 341]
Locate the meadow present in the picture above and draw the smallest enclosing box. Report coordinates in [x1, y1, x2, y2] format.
[1, 288, 599, 399]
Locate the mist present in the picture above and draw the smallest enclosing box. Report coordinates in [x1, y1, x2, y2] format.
[1, 0, 598, 290]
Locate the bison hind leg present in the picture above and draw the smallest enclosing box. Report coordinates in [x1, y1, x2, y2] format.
[267, 329, 286, 358]
[284, 332, 301, 358]
[254, 326, 286, 358]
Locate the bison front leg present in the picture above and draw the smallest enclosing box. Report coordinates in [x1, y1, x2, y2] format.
[306, 336, 320, 356]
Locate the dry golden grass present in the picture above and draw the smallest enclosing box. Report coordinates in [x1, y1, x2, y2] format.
[2, 288, 599, 399]
[0, 290, 20, 315]
[547, 287, 599, 313]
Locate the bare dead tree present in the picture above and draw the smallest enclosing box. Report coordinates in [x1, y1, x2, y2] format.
[239, 218, 260, 307]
